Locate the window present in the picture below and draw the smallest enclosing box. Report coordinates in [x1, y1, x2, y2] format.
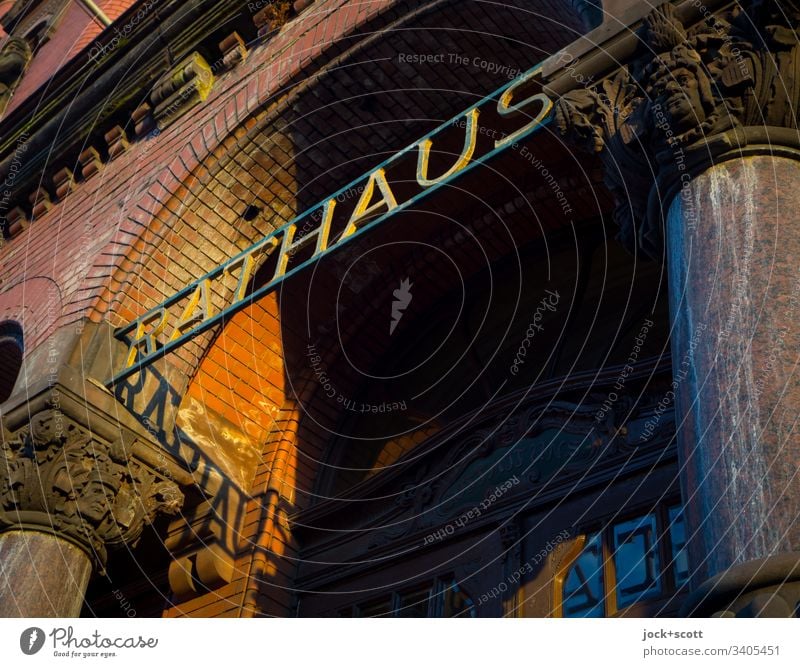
[612, 513, 662, 607]
[667, 505, 690, 587]
[555, 503, 688, 616]
[0, 320, 23, 403]
[339, 578, 476, 617]
[561, 532, 604, 617]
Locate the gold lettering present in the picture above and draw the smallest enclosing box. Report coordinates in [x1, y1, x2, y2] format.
[273, 198, 336, 280]
[125, 309, 168, 368]
[170, 279, 213, 341]
[227, 237, 279, 302]
[495, 66, 552, 148]
[340, 169, 398, 240]
[417, 107, 480, 187]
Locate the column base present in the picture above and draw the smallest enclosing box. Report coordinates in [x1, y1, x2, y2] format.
[681, 553, 800, 618]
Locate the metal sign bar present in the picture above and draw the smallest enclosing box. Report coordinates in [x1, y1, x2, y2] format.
[107, 62, 553, 386]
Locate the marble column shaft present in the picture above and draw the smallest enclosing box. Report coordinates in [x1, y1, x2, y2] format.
[0, 531, 92, 617]
[667, 155, 800, 587]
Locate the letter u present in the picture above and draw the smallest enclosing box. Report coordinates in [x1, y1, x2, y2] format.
[416, 107, 480, 187]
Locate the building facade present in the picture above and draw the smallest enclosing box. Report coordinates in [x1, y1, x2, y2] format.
[0, 0, 798, 618]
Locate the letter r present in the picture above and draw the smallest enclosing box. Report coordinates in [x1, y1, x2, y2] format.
[124, 309, 168, 368]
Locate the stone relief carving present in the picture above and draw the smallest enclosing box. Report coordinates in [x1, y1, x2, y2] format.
[364, 387, 674, 549]
[553, 1, 800, 256]
[0, 36, 31, 114]
[150, 52, 214, 130]
[0, 410, 183, 571]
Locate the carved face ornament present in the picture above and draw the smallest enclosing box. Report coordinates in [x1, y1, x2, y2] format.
[70, 463, 122, 526]
[654, 66, 705, 131]
[647, 46, 718, 146]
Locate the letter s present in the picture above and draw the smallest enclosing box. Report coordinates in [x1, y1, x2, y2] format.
[495, 65, 553, 149]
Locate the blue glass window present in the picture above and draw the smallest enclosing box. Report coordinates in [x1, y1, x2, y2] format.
[612, 514, 662, 608]
[560, 503, 689, 616]
[668, 505, 690, 586]
[562, 533, 605, 617]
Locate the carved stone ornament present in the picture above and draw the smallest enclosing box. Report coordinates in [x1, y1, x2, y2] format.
[0, 409, 183, 572]
[150, 52, 214, 130]
[553, 0, 800, 257]
[0, 36, 32, 114]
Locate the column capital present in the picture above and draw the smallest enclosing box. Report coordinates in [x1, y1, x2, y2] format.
[0, 406, 183, 573]
[551, 0, 800, 256]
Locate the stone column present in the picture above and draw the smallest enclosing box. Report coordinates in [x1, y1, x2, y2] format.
[666, 155, 800, 586]
[0, 532, 92, 617]
[552, 2, 800, 616]
[0, 407, 184, 617]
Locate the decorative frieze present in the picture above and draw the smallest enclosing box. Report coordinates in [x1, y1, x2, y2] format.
[104, 126, 130, 160]
[150, 52, 214, 130]
[552, 1, 800, 256]
[253, 1, 293, 38]
[5, 205, 27, 237]
[78, 146, 103, 180]
[0, 409, 183, 572]
[53, 167, 77, 200]
[218, 32, 248, 71]
[0, 36, 32, 115]
[28, 187, 51, 220]
[131, 103, 155, 138]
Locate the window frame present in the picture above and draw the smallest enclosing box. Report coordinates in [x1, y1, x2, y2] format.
[553, 500, 688, 617]
[338, 576, 476, 618]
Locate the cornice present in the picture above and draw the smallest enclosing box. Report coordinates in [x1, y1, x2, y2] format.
[0, 0, 263, 218]
[545, 0, 800, 257]
[0, 1, 45, 34]
[542, 0, 736, 93]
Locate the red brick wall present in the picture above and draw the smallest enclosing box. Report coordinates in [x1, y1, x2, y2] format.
[0, 0, 585, 616]
[2, 0, 401, 361]
[69, 0, 140, 56]
[0, 0, 409, 617]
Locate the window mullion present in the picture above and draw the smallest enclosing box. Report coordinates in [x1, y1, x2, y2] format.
[604, 524, 618, 616]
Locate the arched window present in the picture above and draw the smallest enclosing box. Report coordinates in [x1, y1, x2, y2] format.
[0, 319, 23, 403]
